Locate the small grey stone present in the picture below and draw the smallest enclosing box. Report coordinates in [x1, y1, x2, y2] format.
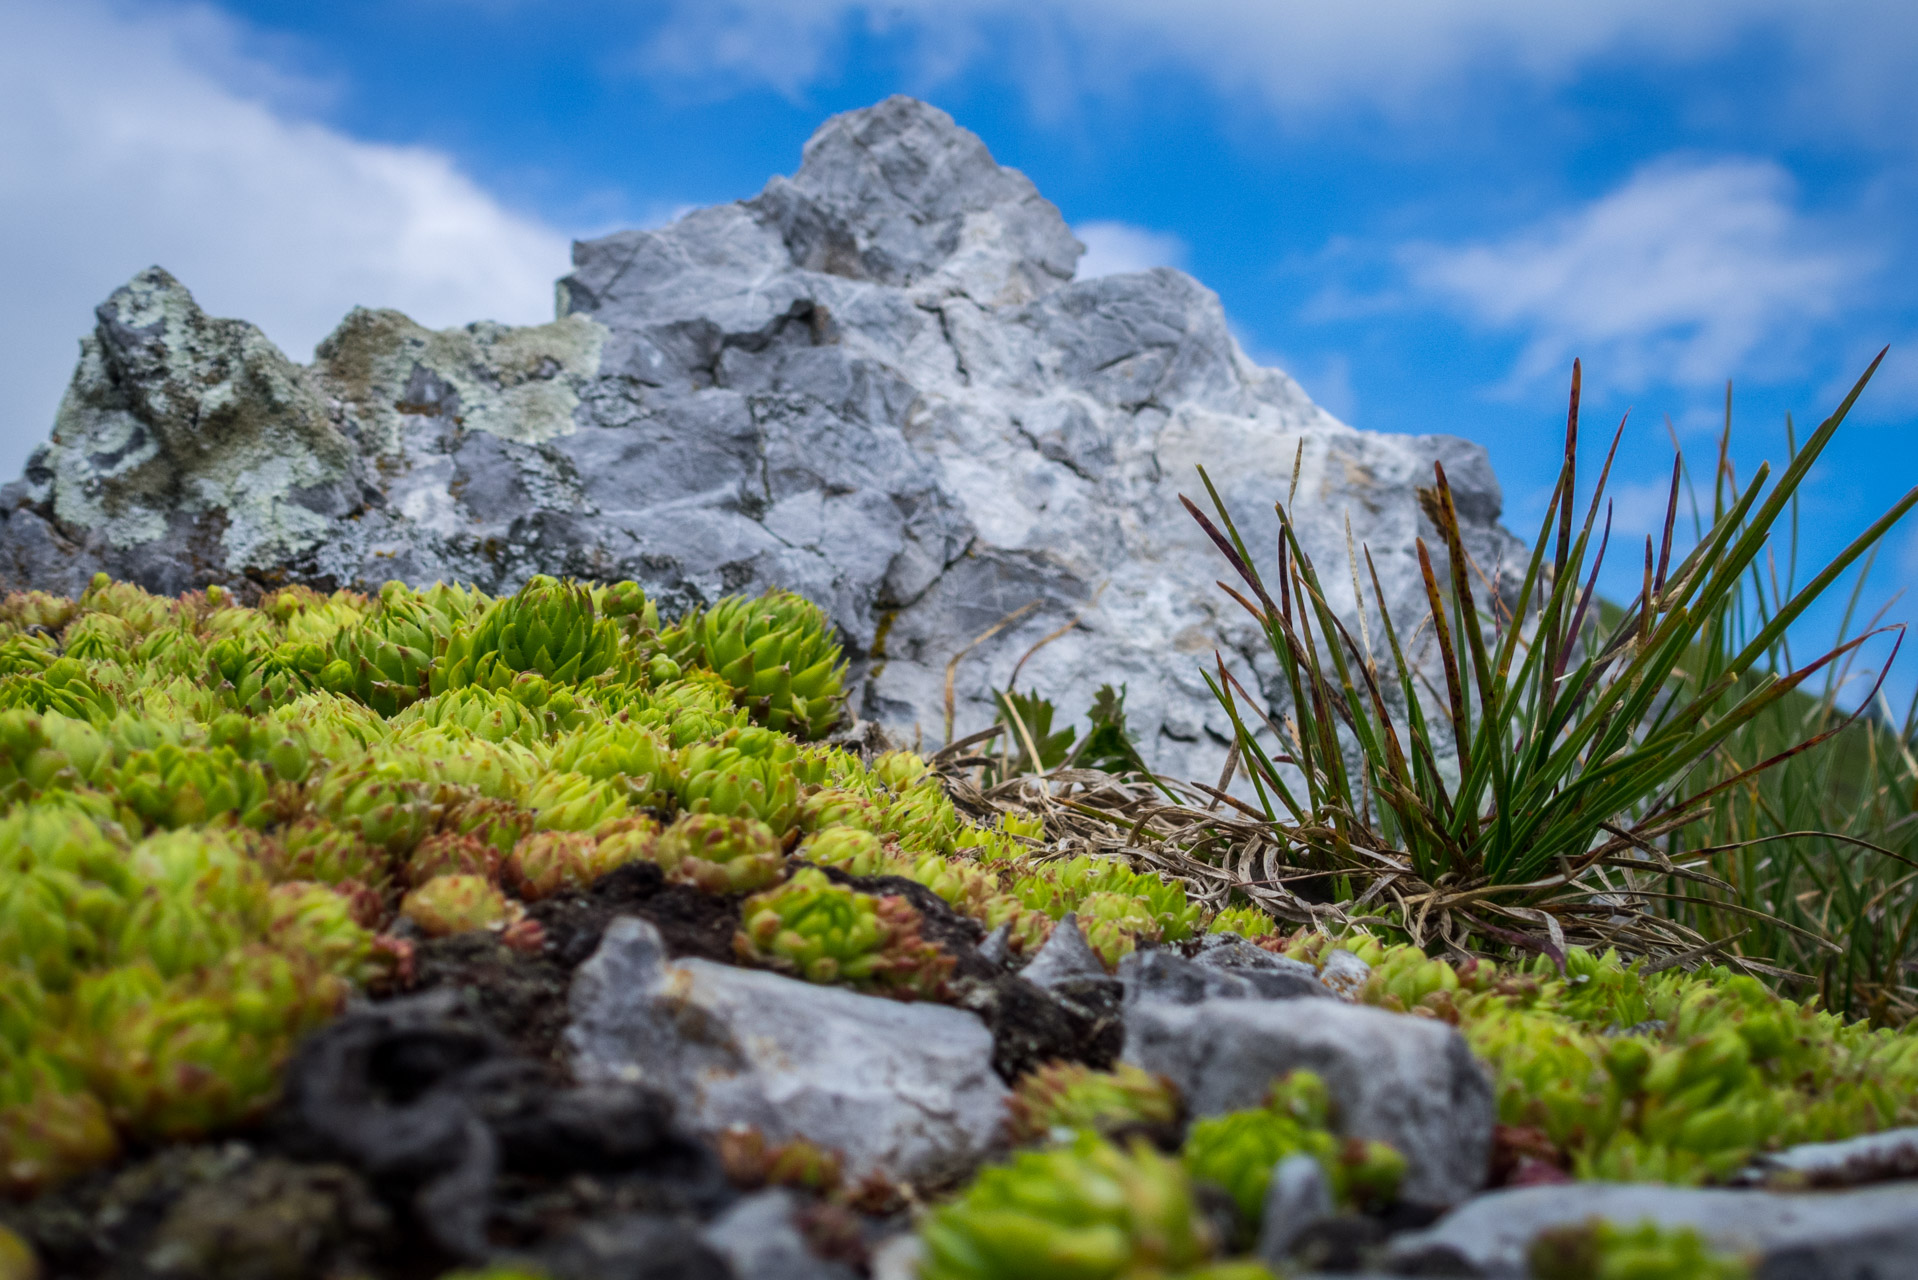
[1319, 949, 1372, 1002]
[1384, 1181, 1918, 1280]
[566, 917, 1008, 1186]
[701, 1189, 859, 1280]
[1736, 1124, 1918, 1188]
[1124, 998, 1492, 1207]
[1017, 913, 1107, 988]
[1257, 1153, 1337, 1267]
[975, 923, 1013, 967]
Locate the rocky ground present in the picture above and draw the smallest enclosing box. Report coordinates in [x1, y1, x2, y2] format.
[12, 883, 1918, 1280]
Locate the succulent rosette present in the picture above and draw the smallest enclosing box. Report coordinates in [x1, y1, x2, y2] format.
[310, 760, 436, 854]
[434, 574, 625, 694]
[652, 812, 786, 894]
[735, 867, 951, 998]
[686, 590, 846, 740]
[320, 590, 445, 717]
[400, 873, 519, 937]
[1006, 1062, 1182, 1145]
[918, 1132, 1216, 1280]
[674, 741, 799, 832]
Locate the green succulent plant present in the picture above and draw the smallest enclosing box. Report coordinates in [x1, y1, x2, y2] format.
[684, 590, 846, 740]
[436, 793, 535, 863]
[652, 812, 786, 894]
[320, 586, 448, 716]
[267, 881, 387, 983]
[526, 769, 631, 831]
[504, 828, 627, 900]
[435, 575, 624, 693]
[799, 826, 900, 878]
[629, 674, 752, 747]
[881, 784, 963, 855]
[1528, 1218, 1752, 1280]
[798, 787, 885, 836]
[400, 874, 518, 937]
[83, 945, 346, 1138]
[919, 1132, 1217, 1280]
[406, 830, 501, 886]
[0, 657, 116, 725]
[1006, 1062, 1182, 1145]
[675, 741, 800, 831]
[77, 574, 174, 635]
[0, 1048, 119, 1197]
[392, 686, 546, 747]
[1, 588, 78, 634]
[1182, 1071, 1404, 1225]
[310, 760, 436, 853]
[544, 717, 672, 798]
[1206, 908, 1279, 940]
[735, 867, 950, 997]
[263, 818, 389, 890]
[112, 743, 278, 831]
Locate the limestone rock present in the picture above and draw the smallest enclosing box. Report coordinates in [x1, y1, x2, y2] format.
[1384, 1181, 1918, 1280]
[1, 95, 1523, 782]
[566, 917, 1008, 1186]
[1123, 998, 1493, 1207]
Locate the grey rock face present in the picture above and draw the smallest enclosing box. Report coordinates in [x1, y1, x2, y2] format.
[1123, 998, 1493, 1207]
[1385, 1181, 1918, 1280]
[701, 1190, 860, 1280]
[2, 94, 1522, 780]
[566, 917, 1007, 1186]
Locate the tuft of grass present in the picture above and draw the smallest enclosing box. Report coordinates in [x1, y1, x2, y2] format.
[1184, 356, 1918, 969]
[1650, 404, 1918, 1022]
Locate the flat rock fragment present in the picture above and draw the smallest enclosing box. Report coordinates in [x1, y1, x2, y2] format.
[1385, 1181, 1918, 1280]
[567, 917, 1009, 1186]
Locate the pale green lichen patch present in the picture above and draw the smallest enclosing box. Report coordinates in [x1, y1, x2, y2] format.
[47, 268, 355, 569]
[313, 308, 606, 453]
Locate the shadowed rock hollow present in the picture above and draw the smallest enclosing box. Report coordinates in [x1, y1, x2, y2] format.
[0, 95, 1521, 781]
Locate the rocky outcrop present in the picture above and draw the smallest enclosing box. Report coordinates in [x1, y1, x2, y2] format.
[0, 94, 1522, 779]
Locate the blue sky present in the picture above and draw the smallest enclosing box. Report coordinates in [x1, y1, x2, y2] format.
[4, 0, 1916, 704]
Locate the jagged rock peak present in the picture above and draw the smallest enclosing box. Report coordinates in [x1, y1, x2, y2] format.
[765, 94, 1083, 291]
[0, 95, 1521, 783]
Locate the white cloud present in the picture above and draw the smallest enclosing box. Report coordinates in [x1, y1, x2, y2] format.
[635, 1, 1918, 135]
[0, 0, 572, 475]
[1402, 159, 1868, 391]
[1072, 221, 1187, 279]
